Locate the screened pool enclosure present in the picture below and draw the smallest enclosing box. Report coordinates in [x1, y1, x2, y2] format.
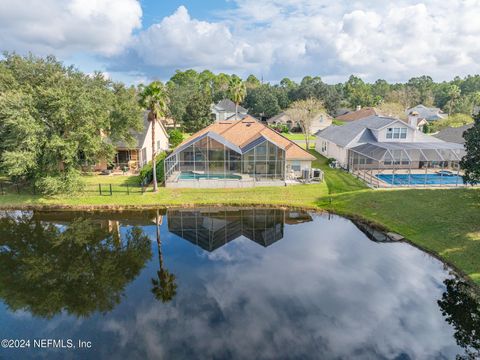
[348, 142, 467, 187]
[165, 133, 286, 184]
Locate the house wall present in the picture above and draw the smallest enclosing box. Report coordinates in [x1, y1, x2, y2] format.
[286, 160, 312, 178]
[315, 137, 349, 166]
[139, 121, 169, 167]
[374, 123, 414, 142]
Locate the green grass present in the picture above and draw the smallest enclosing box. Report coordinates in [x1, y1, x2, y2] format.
[0, 153, 479, 286]
[332, 119, 345, 126]
[310, 150, 367, 194]
[282, 133, 316, 141]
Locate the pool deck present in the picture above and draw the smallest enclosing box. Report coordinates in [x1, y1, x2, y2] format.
[165, 171, 309, 188]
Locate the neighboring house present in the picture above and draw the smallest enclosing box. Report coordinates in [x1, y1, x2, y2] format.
[266, 111, 332, 135]
[96, 113, 169, 172]
[164, 116, 316, 187]
[161, 117, 177, 130]
[406, 105, 446, 122]
[335, 107, 379, 122]
[315, 115, 463, 169]
[433, 124, 474, 145]
[400, 111, 429, 131]
[211, 99, 248, 121]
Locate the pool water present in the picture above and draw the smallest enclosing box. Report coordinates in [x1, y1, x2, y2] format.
[179, 171, 242, 180]
[376, 173, 464, 185]
[0, 208, 477, 359]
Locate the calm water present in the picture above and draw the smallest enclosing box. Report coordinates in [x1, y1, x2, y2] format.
[0, 208, 478, 359]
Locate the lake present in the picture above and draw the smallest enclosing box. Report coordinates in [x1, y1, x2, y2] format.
[0, 207, 478, 359]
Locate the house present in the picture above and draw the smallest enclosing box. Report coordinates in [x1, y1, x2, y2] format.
[434, 124, 474, 144]
[164, 116, 316, 188]
[401, 111, 429, 131]
[266, 111, 332, 134]
[315, 115, 465, 187]
[96, 112, 169, 172]
[406, 105, 446, 122]
[211, 99, 248, 122]
[335, 107, 379, 122]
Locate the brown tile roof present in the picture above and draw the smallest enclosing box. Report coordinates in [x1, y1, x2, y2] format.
[177, 116, 316, 161]
[335, 107, 378, 122]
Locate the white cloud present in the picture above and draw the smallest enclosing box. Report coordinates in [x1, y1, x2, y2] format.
[0, 0, 142, 56]
[2, 0, 480, 82]
[119, 1, 480, 82]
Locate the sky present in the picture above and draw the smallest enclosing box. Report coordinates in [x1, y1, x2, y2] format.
[1, 0, 480, 85]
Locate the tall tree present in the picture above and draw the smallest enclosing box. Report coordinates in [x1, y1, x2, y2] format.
[286, 98, 325, 149]
[138, 81, 169, 192]
[447, 84, 462, 115]
[244, 84, 281, 119]
[0, 53, 143, 194]
[228, 77, 247, 119]
[460, 112, 480, 185]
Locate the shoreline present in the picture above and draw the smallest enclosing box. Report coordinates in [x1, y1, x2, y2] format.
[1, 197, 478, 291]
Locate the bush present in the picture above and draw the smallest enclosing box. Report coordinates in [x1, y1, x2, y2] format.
[168, 129, 184, 148]
[35, 171, 84, 195]
[327, 158, 337, 166]
[140, 152, 167, 185]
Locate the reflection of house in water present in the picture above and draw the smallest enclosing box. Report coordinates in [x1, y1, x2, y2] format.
[167, 208, 313, 252]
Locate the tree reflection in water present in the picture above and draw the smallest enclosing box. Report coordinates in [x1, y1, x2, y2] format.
[438, 277, 480, 360]
[151, 210, 177, 303]
[0, 212, 152, 318]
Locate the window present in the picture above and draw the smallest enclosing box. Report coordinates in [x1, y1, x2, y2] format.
[321, 141, 327, 153]
[387, 127, 407, 139]
[157, 140, 161, 150]
[291, 161, 301, 171]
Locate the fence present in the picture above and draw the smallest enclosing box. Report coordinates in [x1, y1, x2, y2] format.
[0, 180, 156, 196]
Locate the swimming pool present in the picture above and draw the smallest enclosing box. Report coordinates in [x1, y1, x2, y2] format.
[179, 171, 242, 180]
[376, 173, 464, 186]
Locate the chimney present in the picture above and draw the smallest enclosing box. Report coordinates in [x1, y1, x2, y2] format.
[408, 111, 419, 128]
[356, 105, 362, 111]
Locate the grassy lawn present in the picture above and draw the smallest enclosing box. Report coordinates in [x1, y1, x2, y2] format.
[310, 150, 367, 194]
[0, 152, 479, 286]
[282, 133, 316, 141]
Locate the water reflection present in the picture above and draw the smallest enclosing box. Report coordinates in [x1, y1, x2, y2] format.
[0, 208, 478, 359]
[0, 211, 152, 318]
[167, 208, 312, 252]
[438, 277, 480, 359]
[151, 210, 177, 303]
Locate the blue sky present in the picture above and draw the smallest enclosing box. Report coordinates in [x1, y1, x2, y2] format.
[1, 0, 480, 84]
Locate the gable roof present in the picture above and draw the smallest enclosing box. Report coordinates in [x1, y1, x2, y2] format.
[316, 115, 440, 148]
[433, 124, 473, 144]
[173, 116, 315, 161]
[335, 107, 378, 122]
[214, 99, 248, 114]
[406, 105, 446, 121]
[114, 112, 168, 149]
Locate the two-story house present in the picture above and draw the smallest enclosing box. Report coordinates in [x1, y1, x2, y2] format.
[211, 99, 248, 122]
[315, 115, 463, 171]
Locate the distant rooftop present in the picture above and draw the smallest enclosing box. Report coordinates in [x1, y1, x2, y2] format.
[433, 124, 473, 144]
[214, 99, 247, 114]
[335, 107, 378, 122]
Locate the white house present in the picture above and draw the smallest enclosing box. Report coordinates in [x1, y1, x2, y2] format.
[315, 115, 460, 168]
[96, 113, 169, 172]
[267, 111, 332, 135]
[211, 99, 248, 122]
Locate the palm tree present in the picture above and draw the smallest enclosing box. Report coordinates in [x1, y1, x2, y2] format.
[151, 210, 177, 303]
[138, 81, 169, 192]
[228, 77, 247, 119]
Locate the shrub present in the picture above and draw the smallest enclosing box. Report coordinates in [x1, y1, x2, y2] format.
[327, 158, 337, 166]
[140, 152, 167, 185]
[35, 171, 84, 195]
[168, 129, 184, 148]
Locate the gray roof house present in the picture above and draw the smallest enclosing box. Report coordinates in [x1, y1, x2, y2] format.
[211, 99, 248, 122]
[406, 105, 447, 122]
[315, 115, 464, 179]
[433, 124, 473, 144]
[266, 111, 332, 135]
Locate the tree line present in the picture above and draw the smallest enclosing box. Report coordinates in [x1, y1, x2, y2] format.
[1, 53, 479, 192]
